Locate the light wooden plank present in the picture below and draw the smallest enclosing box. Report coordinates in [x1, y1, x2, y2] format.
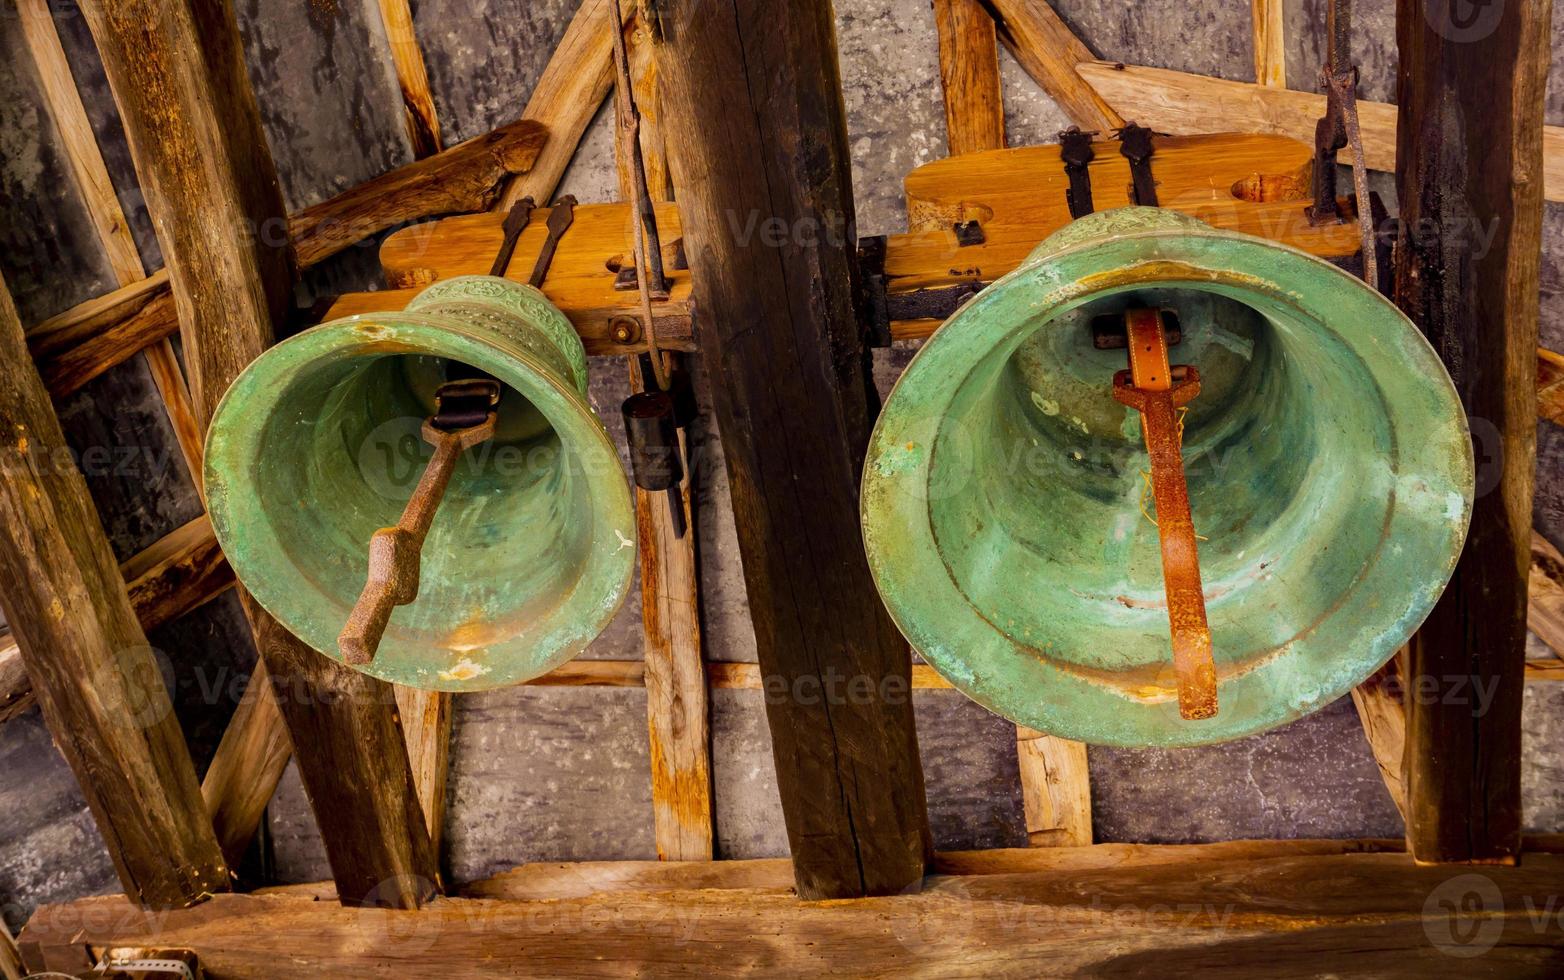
[498, 0, 624, 209]
[1077, 60, 1564, 202]
[376, 0, 443, 158]
[986, 0, 1122, 132]
[0, 917, 21, 980]
[1016, 727, 1091, 846]
[1349, 651, 1408, 822]
[1541, 347, 1564, 425]
[393, 685, 452, 856]
[15, 0, 142, 284]
[933, 0, 1006, 155]
[1250, 0, 1286, 88]
[1532, 531, 1564, 657]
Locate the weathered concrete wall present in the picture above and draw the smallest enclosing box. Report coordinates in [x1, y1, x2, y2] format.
[1, 0, 1562, 934]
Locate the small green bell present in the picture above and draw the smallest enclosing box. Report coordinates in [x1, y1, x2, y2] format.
[861, 208, 1474, 746]
[205, 276, 636, 692]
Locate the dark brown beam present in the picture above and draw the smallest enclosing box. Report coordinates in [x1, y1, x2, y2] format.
[655, 0, 931, 898]
[81, 0, 436, 907]
[1394, 0, 1550, 863]
[0, 276, 228, 908]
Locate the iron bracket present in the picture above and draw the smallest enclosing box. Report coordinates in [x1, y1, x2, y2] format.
[855, 236, 990, 348]
[1059, 127, 1097, 219]
[1115, 123, 1159, 206]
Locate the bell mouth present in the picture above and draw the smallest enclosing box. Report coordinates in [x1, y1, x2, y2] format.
[204, 304, 635, 691]
[862, 215, 1474, 746]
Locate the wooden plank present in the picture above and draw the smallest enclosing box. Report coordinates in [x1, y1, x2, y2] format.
[497, 0, 622, 209]
[1394, 0, 1548, 865]
[1077, 60, 1564, 203]
[21, 853, 1564, 975]
[932, 0, 1006, 155]
[614, 23, 713, 863]
[199, 655, 290, 870]
[1532, 531, 1564, 657]
[142, 341, 206, 495]
[656, 0, 930, 900]
[986, 0, 1122, 132]
[82, 0, 437, 908]
[0, 276, 228, 908]
[1349, 651, 1409, 822]
[1015, 727, 1091, 846]
[0, 633, 32, 727]
[289, 118, 546, 267]
[15, 0, 143, 284]
[1541, 347, 1564, 425]
[375, 0, 443, 158]
[1250, 0, 1286, 88]
[26, 273, 178, 399]
[0, 918, 20, 980]
[393, 684, 453, 858]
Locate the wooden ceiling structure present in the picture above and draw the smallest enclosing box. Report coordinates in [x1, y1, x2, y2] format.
[1, 0, 1562, 972]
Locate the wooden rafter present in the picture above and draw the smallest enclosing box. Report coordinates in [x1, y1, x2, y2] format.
[375, 0, 444, 158]
[933, 0, 1007, 155]
[1250, 0, 1286, 88]
[613, 14, 714, 863]
[80, 0, 437, 907]
[984, 0, 1122, 132]
[0, 276, 229, 908]
[1077, 61, 1564, 202]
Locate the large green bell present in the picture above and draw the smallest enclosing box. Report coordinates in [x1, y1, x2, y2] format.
[205, 276, 636, 691]
[861, 208, 1474, 746]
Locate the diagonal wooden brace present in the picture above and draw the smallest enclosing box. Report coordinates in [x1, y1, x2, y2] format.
[1111, 308, 1218, 720]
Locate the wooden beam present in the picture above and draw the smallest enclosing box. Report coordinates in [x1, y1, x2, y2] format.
[393, 685, 452, 856]
[15, 0, 143, 284]
[613, 22, 714, 863]
[984, 0, 1122, 132]
[1541, 346, 1564, 424]
[1015, 728, 1091, 846]
[656, 0, 931, 900]
[200, 658, 290, 869]
[0, 918, 20, 980]
[1077, 60, 1564, 203]
[933, 0, 1007, 155]
[497, 0, 622, 209]
[1349, 651, 1409, 821]
[21, 852, 1564, 975]
[1394, 0, 1548, 865]
[0, 276, 228, 908]
[1532, 531, 1564, 656]
[1250, 0, 1286, 88]
[375, 0, 443, 159]
[81, 0, 437, 907]
[289, 118, 546, 267]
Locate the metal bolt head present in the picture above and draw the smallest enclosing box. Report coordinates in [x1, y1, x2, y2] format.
[610, 316, 643, 345]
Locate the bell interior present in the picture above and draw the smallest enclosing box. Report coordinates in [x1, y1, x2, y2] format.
[253, 351, 594, 658]
[928, 283, 1396, 690]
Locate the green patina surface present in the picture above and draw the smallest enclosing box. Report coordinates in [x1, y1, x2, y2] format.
[861, 208, 1474, 747]
[204, 275, 635, 692]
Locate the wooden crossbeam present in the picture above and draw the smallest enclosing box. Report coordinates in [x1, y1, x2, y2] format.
[375, 0, 443, 159]
[20, 848, 1564, 974]
[933, 0, 1007, 155]
[1077, 60, 1564, 203]
[984, 0, 1122, 132]
[0, 277, 229, 908]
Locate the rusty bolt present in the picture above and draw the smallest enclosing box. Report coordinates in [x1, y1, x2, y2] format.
[609, 316, 643, 346]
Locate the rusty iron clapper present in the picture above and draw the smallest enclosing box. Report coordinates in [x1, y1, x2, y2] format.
[203, 200, 636, 691]
[860, 207, 1474, 746]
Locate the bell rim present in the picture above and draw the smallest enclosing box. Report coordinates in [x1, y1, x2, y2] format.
[203, 307, 637, 692]
[860, 216, 1475, 747]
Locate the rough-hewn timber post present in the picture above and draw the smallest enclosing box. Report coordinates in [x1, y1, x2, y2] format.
[655, 0, 931, 898]
[80, 0, 438, 906]
[1394, 0, 1551, 863]
[0, 276, 229, 908]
